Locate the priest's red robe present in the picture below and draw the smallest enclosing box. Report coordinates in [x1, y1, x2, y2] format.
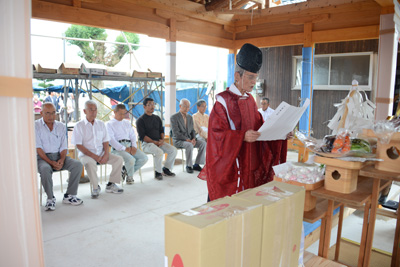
[201, 89, 287, 201]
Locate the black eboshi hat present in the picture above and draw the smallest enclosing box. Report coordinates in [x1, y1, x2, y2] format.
[236, 43, 262, 73]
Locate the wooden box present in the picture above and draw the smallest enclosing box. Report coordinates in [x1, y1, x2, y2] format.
[58, 63, 81, 75]
[274, 176, 324, 211]
[314, 156, 368, 194]
[147, 71, 162, 78]
[375, 132, 400, 173]
[132, 70, 148, 78]
[34, 63, 57, 74]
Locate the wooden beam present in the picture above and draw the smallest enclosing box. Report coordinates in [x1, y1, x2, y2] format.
[234, 24, 379, 48]
[168, 18, 177, 42]
[312, 25, 379, 43]
[375, 0, 394, 7]
[381, 6, 395, 14]
[177, 30, 234, 49]
[72, 0, 81, 8]
[122, 0, 234, 25]
[224, 25, 236, 33]
[214, 8, 262, 15]
[304, 22, 313, 47]
[234, 32, 305, 48]
[234, 0, 373, 26]
[205, 0, 229, 11]
[290, 13, 330, 25]
[155, 8, 189, 22]
[235, 25, 248, 33]
[32, 0, 170, 39]
[224, 24, 248, 33]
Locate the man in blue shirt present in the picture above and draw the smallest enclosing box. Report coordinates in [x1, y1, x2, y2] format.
[36, 102, 83, 211]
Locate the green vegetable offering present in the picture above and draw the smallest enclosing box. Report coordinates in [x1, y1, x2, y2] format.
[350, 138, 371, 153]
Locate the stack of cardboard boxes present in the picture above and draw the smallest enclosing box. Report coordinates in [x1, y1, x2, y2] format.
[165, 181, 305, 267]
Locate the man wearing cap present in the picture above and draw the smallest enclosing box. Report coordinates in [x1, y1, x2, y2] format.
[201, 43, 288, 201]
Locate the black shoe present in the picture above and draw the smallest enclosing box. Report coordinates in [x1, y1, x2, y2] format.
[378, 195, 388, 205]
[193, 164, 202, 172]
[155, 171, 163, 180]
[382, 200, 399, 210]
[121, 166, 128, 182]
[186, 166, 194, 173]
[163, 167, 176, 177]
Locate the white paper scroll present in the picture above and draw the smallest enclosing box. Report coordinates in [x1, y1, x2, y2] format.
[257, 99, 310, 141]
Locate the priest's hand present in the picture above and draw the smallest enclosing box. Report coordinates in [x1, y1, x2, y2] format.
[286, 131, 294, 140]
[244, 130, 260, 143]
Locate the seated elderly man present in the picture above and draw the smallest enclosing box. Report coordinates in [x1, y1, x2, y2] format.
[193, 99, 209, 142]
[72, 100, 124, 198]
[170, 99, 206, 173]
[36, 102, 83, 211]
[106, 104, 148, 184]
[258, 97, 274, 121]
[136, 98, 177, 180]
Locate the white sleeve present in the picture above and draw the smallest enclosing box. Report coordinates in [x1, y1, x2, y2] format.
[216, 95, 236, 130]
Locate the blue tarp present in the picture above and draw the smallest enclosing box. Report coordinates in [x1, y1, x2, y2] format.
[100, 84, 209, 118]
[33, 84, 208, 119]
[33, 85, 101, 93]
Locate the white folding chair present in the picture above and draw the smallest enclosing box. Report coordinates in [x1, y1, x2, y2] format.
[39, 170, 70, 206]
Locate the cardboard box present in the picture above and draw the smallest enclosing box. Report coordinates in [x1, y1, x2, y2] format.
[233, 181, 305, 267]
[34, 63, 57, 74]
[165, 197, 263, 267]
[58, 63, 81, 75]
[132, 70, 148, 78]
[104, 67, 130, 77]
[80, 63, 106, 75]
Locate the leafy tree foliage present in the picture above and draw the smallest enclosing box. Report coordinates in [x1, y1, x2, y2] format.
[64, 25, 139, 66]
[37, 79, 54, 88]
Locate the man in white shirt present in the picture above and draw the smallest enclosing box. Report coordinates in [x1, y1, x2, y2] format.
[106, 104, 148, 184]
[258, 97, 274, 121]
[36, 102, 83, 211]
[72, 100, 124, 198]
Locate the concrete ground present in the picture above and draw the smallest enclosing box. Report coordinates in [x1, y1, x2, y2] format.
[39, 151, 398, 267]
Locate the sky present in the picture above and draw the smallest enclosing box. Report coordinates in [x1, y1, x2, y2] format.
[30, 19, 229, 90]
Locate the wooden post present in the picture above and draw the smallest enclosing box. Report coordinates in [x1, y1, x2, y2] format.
[362, 179, 380, 267]
[375, 13, 398, 120]
[165, 18, 177, 134]
[0, 0, 45, 266]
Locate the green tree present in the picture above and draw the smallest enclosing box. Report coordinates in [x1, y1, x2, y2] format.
[37, 79, 54, 88]
[64, 25, 140, 67]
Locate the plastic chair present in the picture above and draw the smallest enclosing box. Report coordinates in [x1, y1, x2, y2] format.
[137, 142, 151, 182]
[168, 131, 186, 172]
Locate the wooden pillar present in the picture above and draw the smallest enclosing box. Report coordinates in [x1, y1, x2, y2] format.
[299, 23, 314, 134]
[376, 13, 398, 120]
[0, 0, 45, 266]
[165, 18, 177, 134]
[227, 49, 236, 87]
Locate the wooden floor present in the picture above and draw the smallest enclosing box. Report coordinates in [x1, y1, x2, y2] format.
[304, 251, 347, 267]
[328, 238, 392, 267]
